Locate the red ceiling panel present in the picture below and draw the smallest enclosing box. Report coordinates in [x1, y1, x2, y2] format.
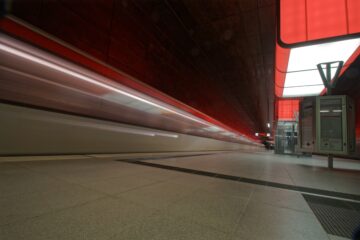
[348, 0, 360, 34]
[306, 0, 347, 41]
[279, 0, 307, 44]
[279, 0, 360, 46]
[277, 99, 299, 120]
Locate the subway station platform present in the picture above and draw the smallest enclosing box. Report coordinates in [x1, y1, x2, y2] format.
[1, 151, 359, 240]
[1, 1, 360, 240]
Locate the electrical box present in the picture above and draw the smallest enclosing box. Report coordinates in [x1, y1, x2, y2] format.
[316, 95, 355, 155]
[299, 95, 355, 155]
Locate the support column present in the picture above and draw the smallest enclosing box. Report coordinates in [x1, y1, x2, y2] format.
[328, 154, 333, 169]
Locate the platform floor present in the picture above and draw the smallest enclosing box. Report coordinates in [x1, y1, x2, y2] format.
[1, 151, 359, 240]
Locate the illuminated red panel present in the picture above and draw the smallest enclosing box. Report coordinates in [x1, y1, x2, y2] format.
[280, 0, 360, 45]
[277, 99, 299, 120]
[348, 0, 360, 33]
[280, 0, 307, 44]
[307, 0, 347, 40]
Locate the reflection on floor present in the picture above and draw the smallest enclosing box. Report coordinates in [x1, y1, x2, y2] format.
[0, 151, 359, 240]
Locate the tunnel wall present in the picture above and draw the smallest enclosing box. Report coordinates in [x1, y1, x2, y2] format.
[0, 103, 258, 156]
[4, 0, 260, 136]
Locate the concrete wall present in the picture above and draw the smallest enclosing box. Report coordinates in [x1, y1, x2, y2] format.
[0, 103, 258, 156]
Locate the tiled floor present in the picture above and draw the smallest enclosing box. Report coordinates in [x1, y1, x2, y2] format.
[146, 151, 360, 195]
[0, 151, 359, 239]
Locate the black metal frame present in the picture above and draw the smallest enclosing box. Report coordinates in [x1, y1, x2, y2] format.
[317, 61, 344, 94]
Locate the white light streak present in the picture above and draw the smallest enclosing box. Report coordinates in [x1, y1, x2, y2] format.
[0, 34, 256, 143]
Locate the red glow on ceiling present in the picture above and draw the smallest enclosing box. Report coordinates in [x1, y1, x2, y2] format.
[280, 0, 360, 45]
[277, 99, 299, 120]
[276, 0, 360, 97]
